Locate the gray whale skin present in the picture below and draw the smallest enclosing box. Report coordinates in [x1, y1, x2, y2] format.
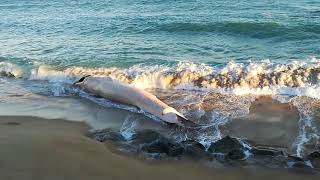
[74, 76, 194, 127]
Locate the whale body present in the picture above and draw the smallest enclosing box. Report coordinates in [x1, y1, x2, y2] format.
[74, 76, 193, 126]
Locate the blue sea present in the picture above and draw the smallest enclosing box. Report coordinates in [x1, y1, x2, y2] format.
[1, 0, 319, 67]
[0, 0, 320, 158]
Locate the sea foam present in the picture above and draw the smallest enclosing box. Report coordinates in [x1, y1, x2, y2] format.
[17, 58, 320, 98]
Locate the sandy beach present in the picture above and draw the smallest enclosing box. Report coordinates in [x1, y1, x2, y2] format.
[0, 115, 318, 180]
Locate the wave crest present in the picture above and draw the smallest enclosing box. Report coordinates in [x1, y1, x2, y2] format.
[5, 59, 320, 98]
[0, 62, 23, 77]
[62, 60, 320, 89]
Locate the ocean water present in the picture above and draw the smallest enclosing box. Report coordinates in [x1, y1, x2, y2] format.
[0, 0, 320, 157]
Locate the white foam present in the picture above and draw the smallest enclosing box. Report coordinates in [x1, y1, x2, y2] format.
[167, 92, 255, 149]
[0, 62, 23, 77]
[198, 95, 255, 148]
[29, 65, 74, 83]
[0, 59, 314, 99]
[24, 59, 320, 98]
[291, 97, 320, 157]
[120, 115, 140, 140]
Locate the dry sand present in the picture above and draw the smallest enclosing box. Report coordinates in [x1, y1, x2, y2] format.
[0, 116, 318, 180]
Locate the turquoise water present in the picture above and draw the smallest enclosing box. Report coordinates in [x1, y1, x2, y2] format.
[0, 0, 319, 68]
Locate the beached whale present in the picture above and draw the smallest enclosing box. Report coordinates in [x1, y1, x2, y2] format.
[74, 75, 195, 127]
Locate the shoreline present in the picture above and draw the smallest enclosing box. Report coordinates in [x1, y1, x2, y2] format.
[0, 115, 319, 180]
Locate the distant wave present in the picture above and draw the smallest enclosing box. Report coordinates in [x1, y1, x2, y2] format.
[143, 21, 320, 39]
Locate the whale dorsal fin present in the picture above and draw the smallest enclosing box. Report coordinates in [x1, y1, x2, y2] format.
[73, 75, 91, 85]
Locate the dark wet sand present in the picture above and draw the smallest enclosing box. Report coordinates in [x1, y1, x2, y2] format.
[223, 96, 300, 153]
[0, 116, 318, 180]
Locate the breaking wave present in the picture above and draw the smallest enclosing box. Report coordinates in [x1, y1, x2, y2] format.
[2, 58, 320, 98]
[0, 62, 23, 77]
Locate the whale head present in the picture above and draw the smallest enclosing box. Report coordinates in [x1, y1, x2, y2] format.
[162, 107, 198, 128]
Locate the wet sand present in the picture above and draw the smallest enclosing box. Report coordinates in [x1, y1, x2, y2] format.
[0, 116, 319, 180]
[222, 96, 300, 153]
